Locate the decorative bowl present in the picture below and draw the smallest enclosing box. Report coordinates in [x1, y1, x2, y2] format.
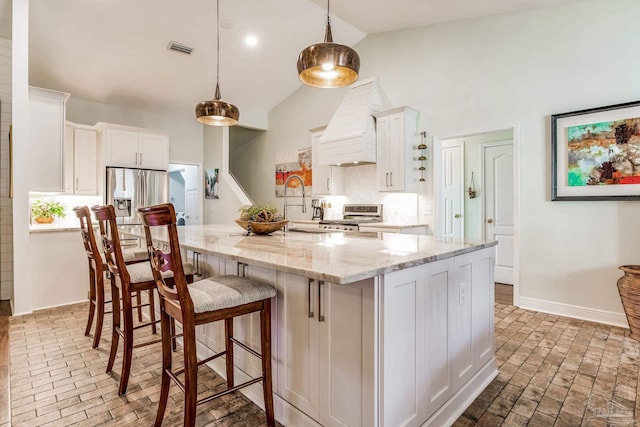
[235, 220, 289, 235]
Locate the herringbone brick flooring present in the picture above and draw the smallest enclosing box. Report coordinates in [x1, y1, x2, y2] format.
[6, 298, 640, 426]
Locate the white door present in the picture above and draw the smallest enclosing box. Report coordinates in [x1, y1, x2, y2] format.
[185, 189, 200, 225]
[483, 142, 514, 285]
[441, 141, 464, 238]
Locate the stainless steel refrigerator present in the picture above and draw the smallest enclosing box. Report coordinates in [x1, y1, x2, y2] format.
[106, 167, 168, 224]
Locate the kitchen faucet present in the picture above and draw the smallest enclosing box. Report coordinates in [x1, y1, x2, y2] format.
[283, 175, 306, 226]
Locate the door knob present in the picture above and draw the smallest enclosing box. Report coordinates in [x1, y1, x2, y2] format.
[487, 218, 493, 223]
[454, 214, 461, 218]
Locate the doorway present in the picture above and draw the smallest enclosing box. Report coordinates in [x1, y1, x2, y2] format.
[434, 127, 518, 302]
[168, 163, 201, 226]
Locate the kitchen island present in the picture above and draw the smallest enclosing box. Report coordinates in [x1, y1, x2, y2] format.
[122, 224, 498, 427]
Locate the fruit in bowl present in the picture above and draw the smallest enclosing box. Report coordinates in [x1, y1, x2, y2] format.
[236, 205, 288, 235]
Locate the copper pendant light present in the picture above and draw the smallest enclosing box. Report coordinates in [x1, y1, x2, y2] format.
[297, 0, 360, 88]
[195, 0, 239, 126]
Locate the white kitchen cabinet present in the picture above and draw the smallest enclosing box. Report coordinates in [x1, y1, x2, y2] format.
[277, 272, 374, 427]
[64, 123, 98, 195]
[374, 106, 419, 192]
[29, 86, 70, 192]
[103, 126, 169, 170]
[311, 126, 344, 196]
[381, 247, 495, 427]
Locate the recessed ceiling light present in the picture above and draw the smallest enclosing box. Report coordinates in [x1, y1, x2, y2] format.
[245, 35, 258, 47]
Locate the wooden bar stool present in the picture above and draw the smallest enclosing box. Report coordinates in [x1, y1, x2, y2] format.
[91, 204, 195, 395]
[138, 203, 276, 427]
[74, 206, 150, 349]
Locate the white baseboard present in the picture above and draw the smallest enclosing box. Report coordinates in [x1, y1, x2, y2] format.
[519, 296, 628, 328]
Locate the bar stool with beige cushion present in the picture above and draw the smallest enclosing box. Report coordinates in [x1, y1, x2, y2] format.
[74, 206, 151, 349]
[138, 203, 276, 427]
[91, 204, 196, 395]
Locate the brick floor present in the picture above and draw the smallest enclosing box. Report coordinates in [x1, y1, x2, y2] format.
[9, 303, 277, 426]
[7, 299, 640, 426]
[453, 303, 640, 426]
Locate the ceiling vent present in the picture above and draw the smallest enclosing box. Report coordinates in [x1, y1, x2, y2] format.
[167, 41, 194, 55]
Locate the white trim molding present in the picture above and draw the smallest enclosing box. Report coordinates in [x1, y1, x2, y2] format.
[519, 296, 628, 328]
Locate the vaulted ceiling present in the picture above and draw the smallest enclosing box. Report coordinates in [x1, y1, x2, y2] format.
[2, 0, 587, 122]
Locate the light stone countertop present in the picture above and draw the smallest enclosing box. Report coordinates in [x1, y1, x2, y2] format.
[121, 224, 496, 285]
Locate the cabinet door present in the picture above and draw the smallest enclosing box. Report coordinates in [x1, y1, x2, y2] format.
[311, 129, 343, 196]
[277, 273, 320, 420]
[318, 280, 375, 427]
[139, 133, 169, 170]
[232, 263, 277, 382]
[63, 124, 74, 194]
[73, 128, 98, 194]
[387, 113, 405, 191]
[376, 115, 391, 191]
[29, 87, 67, 192]
[106, 128, 139, 168]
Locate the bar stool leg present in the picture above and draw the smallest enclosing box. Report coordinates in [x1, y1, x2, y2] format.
[93, 270, 106, 349]
[136, 290, 143, 322]
[183, 324, 199, 427]
[119, 288, 135, 396]
[260, 300, 275, 427]
[148, 289, 157, 334]
[106, 276, 120, 374]
[225, 318, 234, 389]
[85, 265, 96, 338]
[154, 310, 172, 427]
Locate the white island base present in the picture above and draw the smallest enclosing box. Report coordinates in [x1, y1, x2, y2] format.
[184, 244, 496, 427]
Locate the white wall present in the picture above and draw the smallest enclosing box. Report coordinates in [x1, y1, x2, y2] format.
[203, 126, 250, 225]
[0, 37, 12, 300]
[66, 98, 204, 165]
[264, 0, 640, 324]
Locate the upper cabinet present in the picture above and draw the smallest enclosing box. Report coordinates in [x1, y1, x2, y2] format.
[311, 126, 344, 196]
[29, 86, 70, 192]
[374, 106, 419, 192]
[102, 126, 169, 170]
[64, 123, 99, 195]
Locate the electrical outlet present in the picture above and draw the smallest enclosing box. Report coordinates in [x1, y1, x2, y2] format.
[424, 204, 433, 215]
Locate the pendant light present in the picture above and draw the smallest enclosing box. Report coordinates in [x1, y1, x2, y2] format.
[297, 0, 360, 88]
[195, 0, 239, 126]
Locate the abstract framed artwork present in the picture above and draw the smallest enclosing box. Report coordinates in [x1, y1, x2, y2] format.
[552, 100, 640, 201]
[205, 168, 219, 199]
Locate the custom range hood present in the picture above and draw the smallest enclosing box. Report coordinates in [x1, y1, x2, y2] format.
[318, 77, 384, 166]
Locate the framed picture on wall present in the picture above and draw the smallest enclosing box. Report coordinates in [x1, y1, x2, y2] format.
[205, 168, 219, 199]
[552, 100, 640, 201]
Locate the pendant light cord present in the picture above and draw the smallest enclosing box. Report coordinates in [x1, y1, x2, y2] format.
[326, 0, 330, 26]
[216, 0, 220, 87]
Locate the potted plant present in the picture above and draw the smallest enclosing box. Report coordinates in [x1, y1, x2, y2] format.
[31, 199, 66, 224]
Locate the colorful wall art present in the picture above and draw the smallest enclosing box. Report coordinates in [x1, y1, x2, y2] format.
[552, 101, 640, 200]
[275, 148, 312, 197]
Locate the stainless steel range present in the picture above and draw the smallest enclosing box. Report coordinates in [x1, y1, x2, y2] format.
[319, 204, 383, 232]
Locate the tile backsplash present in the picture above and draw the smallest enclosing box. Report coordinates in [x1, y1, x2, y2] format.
[321, 164, 422, 225]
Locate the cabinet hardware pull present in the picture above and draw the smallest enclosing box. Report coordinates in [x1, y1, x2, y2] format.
[76, 177, 79, 191]
[135, 152, 138, 165]
[487, 218, 493, 224]
[236, 262, 248, 278]
[454, 214, 461, 219]
[139, 152, 142, 165]
[196, 252, 202, 276]
[318, 280, 325, 322]
[308, 278, 314, 318]
[389, 172, 393, 187]
[326, 178, 330, 191]
[385, 173, 389, 187]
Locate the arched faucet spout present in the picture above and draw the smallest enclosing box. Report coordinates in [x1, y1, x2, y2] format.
[283, 175, 307, 224]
